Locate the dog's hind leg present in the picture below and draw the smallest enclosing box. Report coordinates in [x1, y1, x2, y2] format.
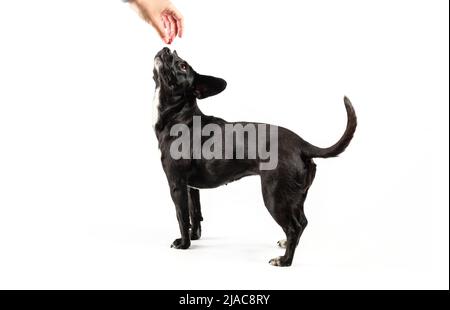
[277, 193, 309, 249]
[188, 188, 203, 240]
[261, 173, 308, 267]
[271, 197, 308, 267]
[275, 160, 315, 251]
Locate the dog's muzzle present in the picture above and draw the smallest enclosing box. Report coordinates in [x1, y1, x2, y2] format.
[154, 47, 172, 72]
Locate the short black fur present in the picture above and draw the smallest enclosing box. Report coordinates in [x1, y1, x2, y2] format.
[153, 48, 357, 266]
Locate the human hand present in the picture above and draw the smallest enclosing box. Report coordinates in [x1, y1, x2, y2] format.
[129, 0, 184, 44]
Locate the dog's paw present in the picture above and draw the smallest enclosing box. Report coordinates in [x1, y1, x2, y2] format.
[190, 226, 202, 241]
[269, 256, 292, 267]
[170, 238, 191, 249]
[277, 239, 287, 248]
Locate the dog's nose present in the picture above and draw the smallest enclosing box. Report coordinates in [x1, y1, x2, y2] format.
[162, 47, 171, 55]
[156, 47, 171, 59]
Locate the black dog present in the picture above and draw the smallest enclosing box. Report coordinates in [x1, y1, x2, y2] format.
[153, 47, 357, 267]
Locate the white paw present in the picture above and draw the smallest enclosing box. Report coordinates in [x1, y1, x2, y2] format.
[277, 239, 287, 248]
[269, 257, 282, 266]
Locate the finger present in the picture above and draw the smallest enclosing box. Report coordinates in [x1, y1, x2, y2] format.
[170, 7, 184, 38]
[168, 14, 178, 43]
[162, 14, 171, 38]
[155, 16, 170, 44]
[161, 13, 172, 44]
[174, 15, 183, 38]
[162, 14, 168, 31]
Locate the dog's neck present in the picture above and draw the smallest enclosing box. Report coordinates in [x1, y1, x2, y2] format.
[153, 85, 201, 135]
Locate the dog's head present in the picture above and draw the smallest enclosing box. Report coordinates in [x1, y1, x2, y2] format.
[154, 47, 227, 99]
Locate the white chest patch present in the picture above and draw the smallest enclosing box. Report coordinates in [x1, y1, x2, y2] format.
[152, 87, 161, 129]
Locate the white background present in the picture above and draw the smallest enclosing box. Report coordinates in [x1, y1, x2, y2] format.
[0, 0, 448, 289]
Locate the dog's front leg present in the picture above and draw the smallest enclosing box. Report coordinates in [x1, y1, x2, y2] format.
[188, 188, 202, 240]
[168, 179, 191, 249]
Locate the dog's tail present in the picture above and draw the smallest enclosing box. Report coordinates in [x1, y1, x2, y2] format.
[300, 97, 357, 159]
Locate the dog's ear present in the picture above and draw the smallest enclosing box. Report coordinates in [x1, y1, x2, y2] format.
[194, 74, 227, 99]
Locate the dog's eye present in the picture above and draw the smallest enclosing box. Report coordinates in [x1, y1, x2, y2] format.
[180, 63, 188, 71]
